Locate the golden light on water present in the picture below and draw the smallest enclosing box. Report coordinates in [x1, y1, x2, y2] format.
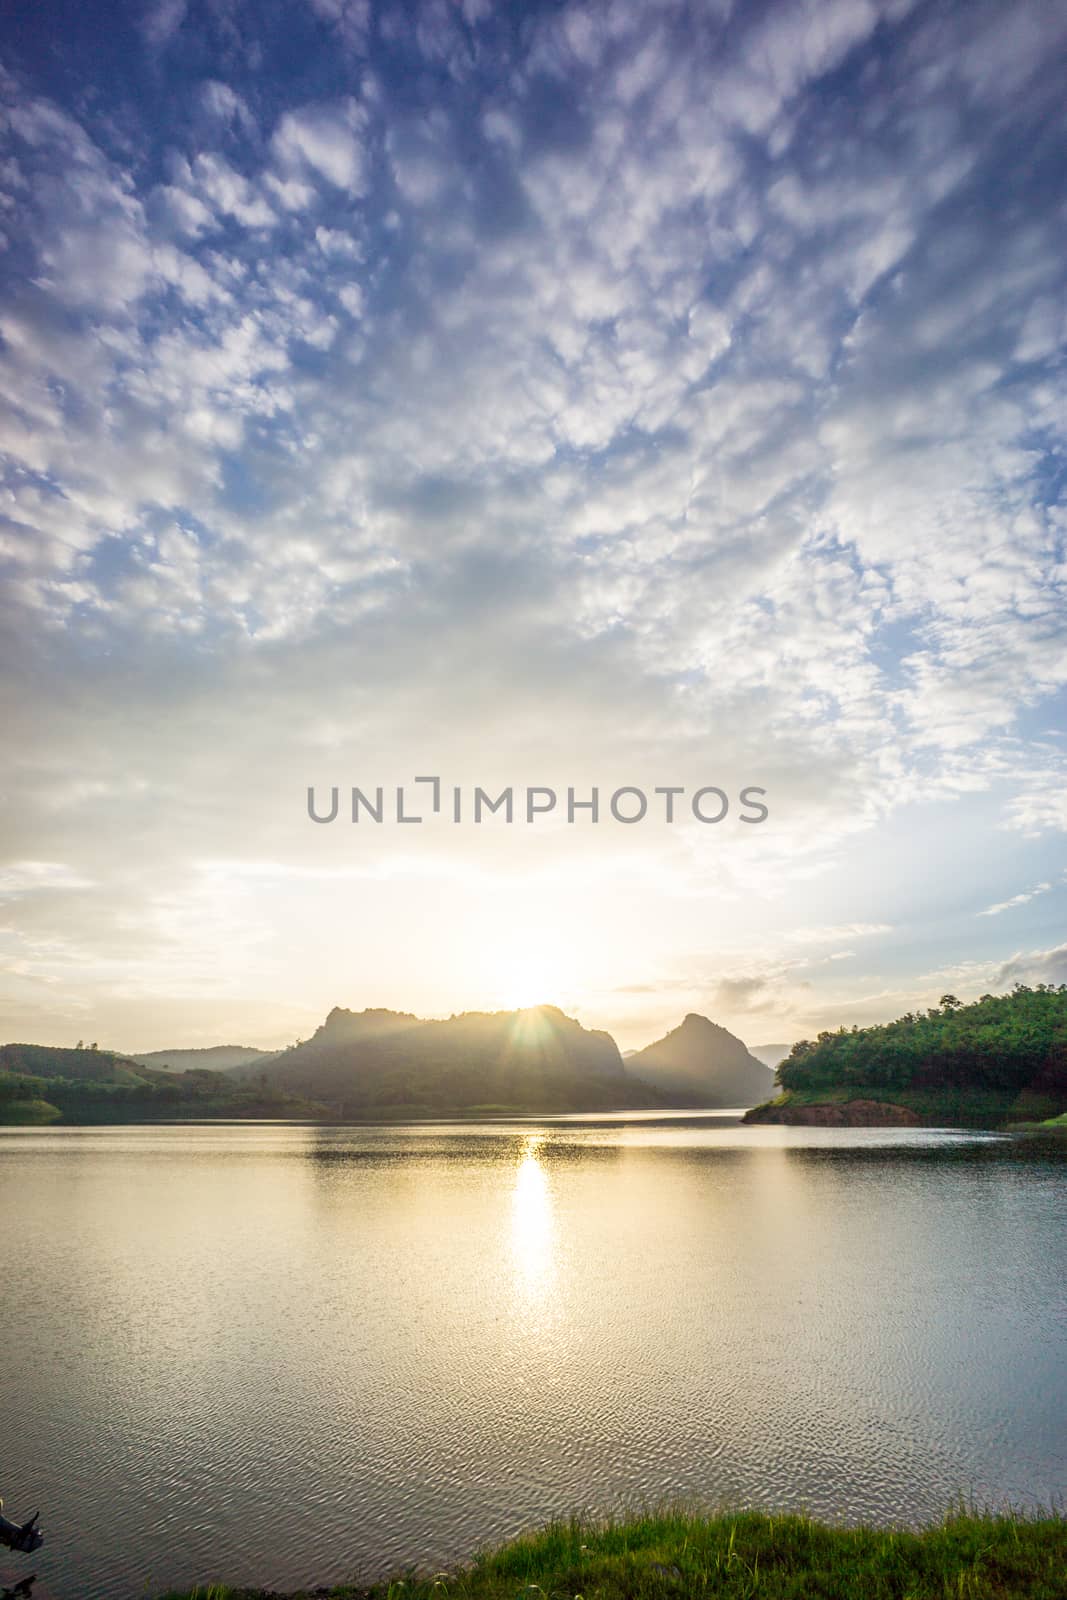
[510, 1135, 555, 1300]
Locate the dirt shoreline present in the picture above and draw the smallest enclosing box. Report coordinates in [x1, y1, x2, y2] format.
[744, 1098, 921, 1126]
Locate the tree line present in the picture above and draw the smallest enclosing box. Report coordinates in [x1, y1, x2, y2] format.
[778, 984, 1067, 1094]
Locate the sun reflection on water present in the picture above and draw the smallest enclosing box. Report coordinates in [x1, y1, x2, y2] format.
[510, 1135, 555, 1301]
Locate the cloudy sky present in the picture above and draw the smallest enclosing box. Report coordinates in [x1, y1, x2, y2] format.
[1, 0, 1065, 1053]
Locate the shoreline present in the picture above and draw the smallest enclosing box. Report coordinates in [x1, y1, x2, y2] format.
[156, 1507, 1067, 1600]
[0, 1105, 751, 1131]
[743, 1087, 1067, 1129]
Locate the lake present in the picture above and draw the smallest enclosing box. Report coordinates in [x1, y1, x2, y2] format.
[2, 1115, 1065, 1599]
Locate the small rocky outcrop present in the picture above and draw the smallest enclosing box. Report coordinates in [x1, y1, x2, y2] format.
[744, 1098, 920, 1127]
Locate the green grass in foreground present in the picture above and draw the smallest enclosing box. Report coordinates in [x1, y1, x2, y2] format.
[160, 1507, 1067, 1600]
[1010, 1111, 1067, 1135]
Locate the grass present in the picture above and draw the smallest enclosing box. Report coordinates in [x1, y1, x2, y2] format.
[158, 1506, 1067, 1599]
[1009, 1111, 1067, 1135]
[0, 1097, 62, 1124]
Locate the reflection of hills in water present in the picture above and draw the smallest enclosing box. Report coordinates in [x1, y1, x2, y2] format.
[4, 1114, 1063, 1599]
[302, 1121, 1024, 1174]
[304, 1127, 631, 1172]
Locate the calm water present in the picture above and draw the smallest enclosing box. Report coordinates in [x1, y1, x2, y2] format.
[2, 1115, 1065, 1599]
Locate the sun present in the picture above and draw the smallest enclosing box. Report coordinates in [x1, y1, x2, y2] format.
[487, 951, 564, 1011]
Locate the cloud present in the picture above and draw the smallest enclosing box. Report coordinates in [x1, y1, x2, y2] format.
[0, 862, 97, 896]
[199, 81, 256, 134]
[784, 923, 892, 944]
[140, 0, 186, 50]
[713, 976, 775, 1012]
[1003, 771, 1067, 836]
[169, 152, 277, 230]
[271, 100, 368, 193]
[994, 944, 1067, 990]
[978, 883, 1053, 917]
[0, 0, 1065, 1045]
[303, 0, 371, 51]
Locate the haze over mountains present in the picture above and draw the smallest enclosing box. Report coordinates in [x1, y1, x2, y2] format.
[627, 1015, 775, 1107]
[749, 1043, 792, 1070]
[0, 1006, 780, 1121]
[230, 1004, 776, 1115]
[132, 1046, 281, 1074]
[240, 1004, 648, 1114]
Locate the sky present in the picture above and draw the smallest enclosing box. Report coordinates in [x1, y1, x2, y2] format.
[0, 0, 1065, 1054]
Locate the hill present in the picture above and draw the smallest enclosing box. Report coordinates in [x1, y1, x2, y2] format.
[626, 1014, 775, 1107]
[257, 1004, 660, 1115]
[132, 1045, 281, 1073]
[0, 1042, 330, 1125]
[745, 984, 1067, 1127]
[0, 1042, 146, 1085]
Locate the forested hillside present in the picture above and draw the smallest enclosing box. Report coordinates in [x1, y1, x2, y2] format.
[777, 985, 1067, 1095]
[0, 1043, 330, 1124]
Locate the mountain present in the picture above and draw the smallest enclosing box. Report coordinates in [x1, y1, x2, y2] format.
[256, 1003, 659, 1114]
[132, 1045, 281, 1073]
[625, 1014, 775, 1107]
[749, 1042, 792, 1070]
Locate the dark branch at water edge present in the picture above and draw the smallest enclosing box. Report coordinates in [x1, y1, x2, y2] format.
[0, 1509, 42, 1556]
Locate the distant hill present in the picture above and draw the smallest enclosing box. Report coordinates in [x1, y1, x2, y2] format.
[0, 1042, 146, 1085]
[626, 1014, 775, 1107]
[0, 1041, 330, 1125]
[132, 1045, 281, 1073]
[1, 1014, 780, 1119]
[257, 1004, 660, 1114]
[749, 1042, 792, 1070]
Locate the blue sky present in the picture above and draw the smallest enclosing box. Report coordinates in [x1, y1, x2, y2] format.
[0, 0, 1065, 1051]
